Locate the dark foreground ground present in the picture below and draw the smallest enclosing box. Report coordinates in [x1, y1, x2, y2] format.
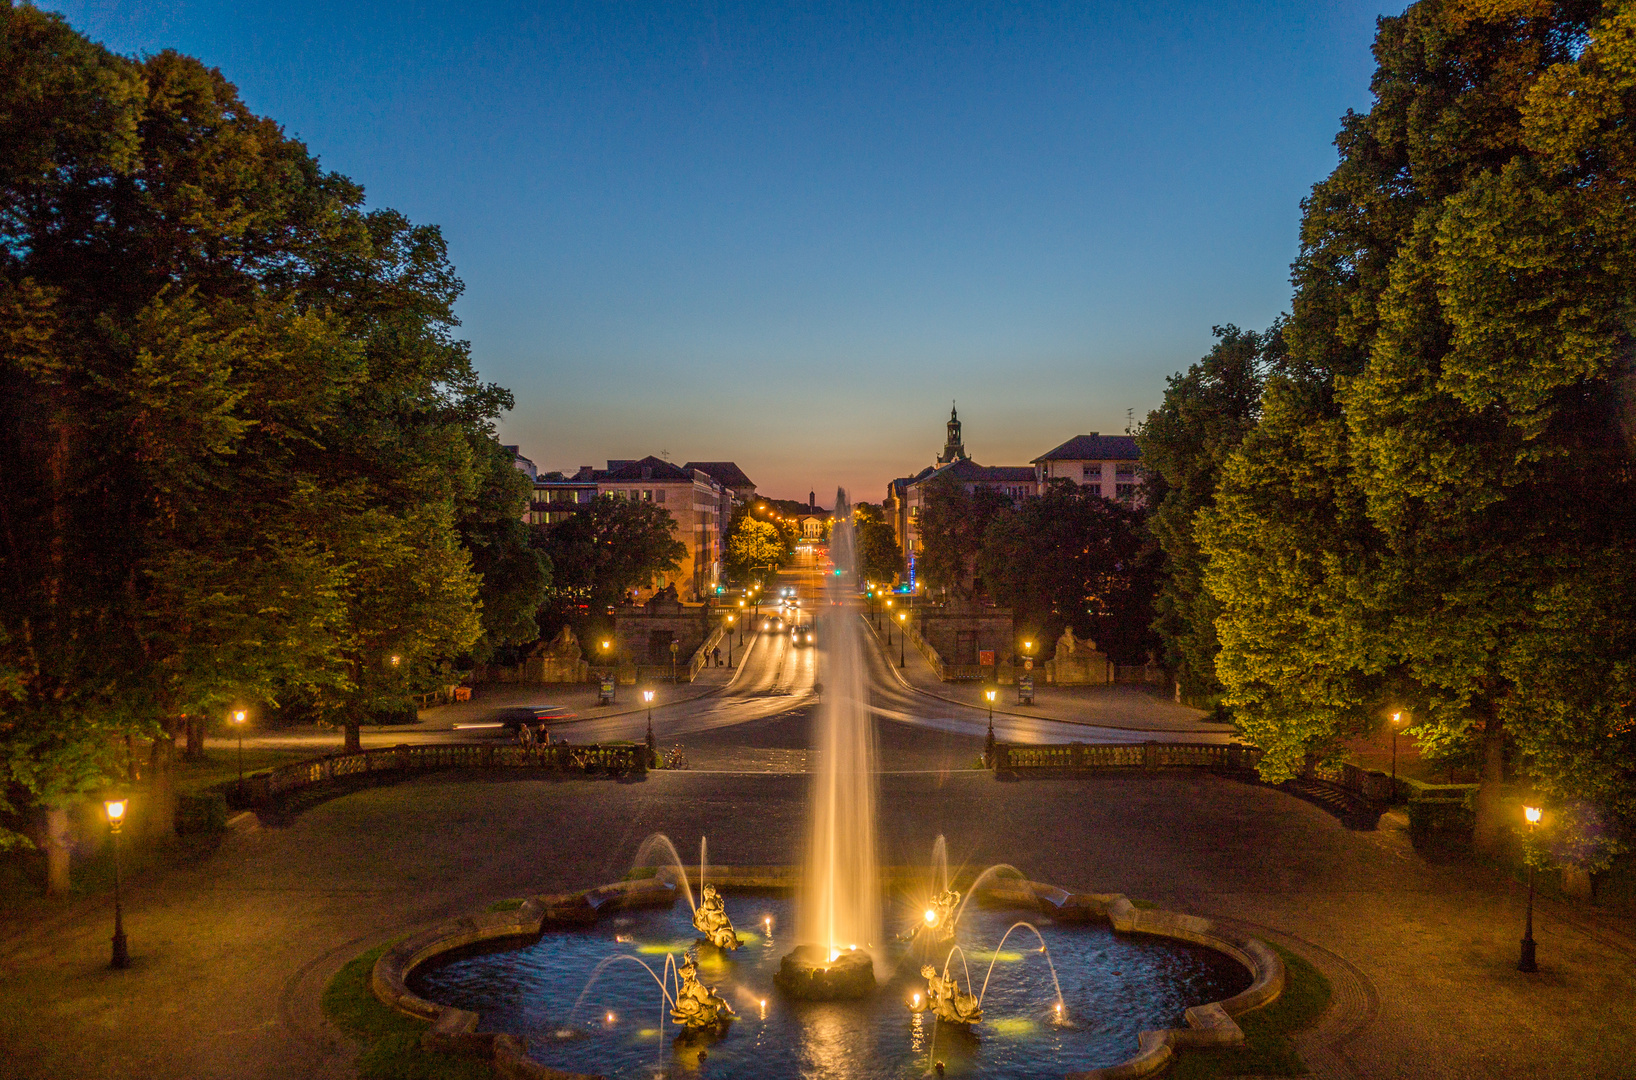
[2, 712, 1633, 1080]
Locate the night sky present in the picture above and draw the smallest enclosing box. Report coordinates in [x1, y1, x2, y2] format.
[48, 1, 1397, 501]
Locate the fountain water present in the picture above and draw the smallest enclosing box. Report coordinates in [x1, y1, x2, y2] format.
[632, 833, 697, 913]
[779, 489, 881, 998]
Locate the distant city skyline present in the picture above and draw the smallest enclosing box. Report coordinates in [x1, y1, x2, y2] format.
[49, 1, 1400, 501]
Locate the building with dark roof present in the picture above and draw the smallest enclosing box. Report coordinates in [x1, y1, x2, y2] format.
[882, 408, 1042, 586]
[1032, 433, 1144, 505]
[682, 461, 756, 503]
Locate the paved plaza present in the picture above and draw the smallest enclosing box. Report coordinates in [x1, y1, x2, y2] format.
[2, 709, 1633, 1080]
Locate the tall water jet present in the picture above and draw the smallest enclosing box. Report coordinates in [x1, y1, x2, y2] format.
[777, 488, 880, 999]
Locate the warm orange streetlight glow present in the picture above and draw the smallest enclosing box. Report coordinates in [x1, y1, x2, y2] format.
[1392, 711, 1403, 724]
[389, 654, 401, 666]
[232, 710, 246, 724]
[643, 690, 655, 704]
[1525, 805, 1542, 824]
[985, 689, 996, 703]
[924, 908, 937, 924]
[105, 799, 126, 825]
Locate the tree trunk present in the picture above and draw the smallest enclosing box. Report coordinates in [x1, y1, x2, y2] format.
[1472, 708, 1508, 856]
[183, 715, 206, 761]
[45, 806, 71, 895]
[147, 735, 178, 842]
[344, 721, 361, 754]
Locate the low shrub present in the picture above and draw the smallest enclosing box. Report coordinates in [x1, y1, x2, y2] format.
[175, 793, 228, 835]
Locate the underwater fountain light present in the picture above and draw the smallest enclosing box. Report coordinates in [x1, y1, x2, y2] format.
[925, 909, 938, 924]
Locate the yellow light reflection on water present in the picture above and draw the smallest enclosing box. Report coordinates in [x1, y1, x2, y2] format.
[636, 942, 697, 954]
[963, 950, 1023, 963]
[989, 1018, 1038, 1036]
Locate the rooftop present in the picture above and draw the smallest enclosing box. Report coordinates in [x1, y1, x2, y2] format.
[1032, 433, 1141, 463]
[682, 461, 755, 489]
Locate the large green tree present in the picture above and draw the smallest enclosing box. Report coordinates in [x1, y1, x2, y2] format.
[1201, 0, 1636, 856]
[978, 481, 1158, 663]
[917, 480, 1014, 600]
[852, 502, 905, 587]
[536, 496, 686, 628]
[1139, 325, 1275, 700]
[0, 7, 515, 845]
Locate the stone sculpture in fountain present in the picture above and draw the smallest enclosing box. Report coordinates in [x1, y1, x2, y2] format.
[670, 950, 735, 1029]
[692, 884, 741, 951]
[916, 964, 983, 1026]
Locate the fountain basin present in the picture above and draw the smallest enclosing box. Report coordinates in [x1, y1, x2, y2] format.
[774, 943, 876, 999]
[382, 875, 1284, 1080]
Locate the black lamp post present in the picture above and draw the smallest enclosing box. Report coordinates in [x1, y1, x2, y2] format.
[1519, 805, 1542, 972]
[898, 612, 907, 668]
[1390, 710, 1405, 788]
[726, 616, 735, 667]
[670, 639, 679, 683]
[105, 799, 129, 969]
[231, 709, 247, 799]
[644, 690, 656, 752]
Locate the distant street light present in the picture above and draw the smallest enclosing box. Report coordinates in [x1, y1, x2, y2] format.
[105, 799, 129, 969]
[670, 639, 679, 683]
[1519, 805, 1542, 972]
[898, 611, 907, 668]
[644, 690, 656, 751]
[726, 615, 736, 667]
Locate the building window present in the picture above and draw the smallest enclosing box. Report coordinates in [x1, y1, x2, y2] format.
[1086, 484, 1102, 496]
[1116, 483, 1136, 500]
[1082, 463, 1102, 479]
[1115, 465, 1136, 479]
[655, 489, 666, 503]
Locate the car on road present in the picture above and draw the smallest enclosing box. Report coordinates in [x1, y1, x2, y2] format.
[792, 623, 816, 647]
[492, 705, 575, 734]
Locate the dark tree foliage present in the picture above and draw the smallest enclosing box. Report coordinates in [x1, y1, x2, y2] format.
[1139, 324, 1276, 700]
[534, 496, 686, 636]
[978, 481, 1159, 664]
[852, 503, 904, 587]
[0, 7, 519, 835]
[917, 480, 1014, 600]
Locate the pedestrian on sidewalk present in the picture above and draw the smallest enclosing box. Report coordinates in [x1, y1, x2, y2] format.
[713, 646, 721, 667]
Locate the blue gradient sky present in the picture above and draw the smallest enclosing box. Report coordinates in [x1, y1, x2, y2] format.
[50, 1, 1395, 501]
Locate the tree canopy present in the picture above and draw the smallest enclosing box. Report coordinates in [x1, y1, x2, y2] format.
[1194, 0, 1636, 857]
[0, 6, 529, 836]
[536, 496, 687, 625]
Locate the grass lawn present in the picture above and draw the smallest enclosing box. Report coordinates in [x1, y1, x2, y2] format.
[173, 746, 319, 794]
[1166, 943, 1332, 1079]
[323, 944, 494, 1080]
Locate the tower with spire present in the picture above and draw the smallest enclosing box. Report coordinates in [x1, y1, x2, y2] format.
[937, 402, 967, 464]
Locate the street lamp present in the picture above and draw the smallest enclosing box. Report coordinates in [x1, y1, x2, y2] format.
[1519, 805, 1542, 972]
[670, 639, 679, 683]
[1390, 711, 1405, 788]
[726, 615, 736, 667]
[643, 690, 656, 753]
[984, 688, 998, 765]
[231, 709, 247, 798]
[898, 611, 907, 668]
[105, 799, 129, 969]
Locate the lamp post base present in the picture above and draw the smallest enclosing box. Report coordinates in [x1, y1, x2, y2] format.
[112, 927, 129, 969]
[1518, 937, 1537, 972]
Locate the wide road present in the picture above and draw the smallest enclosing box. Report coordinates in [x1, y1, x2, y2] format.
[214, 549, 1219, 760]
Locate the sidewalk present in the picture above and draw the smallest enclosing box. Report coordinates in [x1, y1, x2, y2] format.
[862, 614, 1229, 736]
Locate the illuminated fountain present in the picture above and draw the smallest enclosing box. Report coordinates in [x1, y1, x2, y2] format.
[396, 491, 1283, 1077]
[776, 489, 880, 999]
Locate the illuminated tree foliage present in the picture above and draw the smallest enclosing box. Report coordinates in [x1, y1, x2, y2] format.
[1199, 0, 1636, 855]
[0, 7, 534, 839]
[1138, 325, 1275, 700]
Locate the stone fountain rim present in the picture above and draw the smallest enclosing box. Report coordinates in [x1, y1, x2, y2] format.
[368, 867, 1286, 1080]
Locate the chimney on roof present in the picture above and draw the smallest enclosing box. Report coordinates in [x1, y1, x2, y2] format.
[575, 465, 592, 479]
